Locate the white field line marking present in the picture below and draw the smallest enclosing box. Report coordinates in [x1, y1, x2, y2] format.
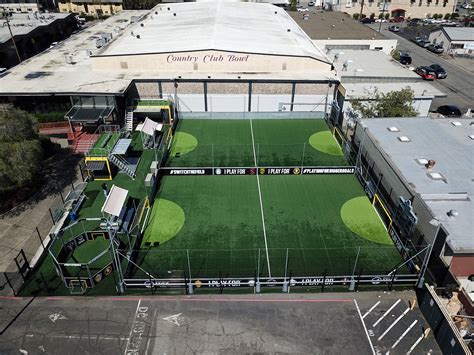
[249, 118, 271, 278]
[373, 299, 402, 327]
[378, 308, 410, 341]
[406, 334, 424, 354]
[363, 301, 381, 319]
[47, 334, 129, 341]
[124, 299, 142, 354]
[392, 320, 418, 349]
[354, 299, 376, 355]
[372, 205, 389, 231]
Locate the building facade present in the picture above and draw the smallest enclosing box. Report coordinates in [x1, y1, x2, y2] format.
[0, 0, 40, 13]
[429, 27, 474, 56]
[331, 0, 457, 19]
[58, 0, 123, 16]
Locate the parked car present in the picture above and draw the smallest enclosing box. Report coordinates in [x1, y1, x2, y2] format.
[412, 36, 422, 44]
[417, 39, 431, 48]
[361, 17, 374, 24]
[437, 105, 461, 117]
[389, 25, 400, 32]
[390, 16, 405, 23]
[308, 1, 315, 6]
[399, 53, 412, 65]
[429, 64, 447, 79]
[428, 44, 444, 54]
[414, 66, 436, 80]
[375, 18, 387, 23]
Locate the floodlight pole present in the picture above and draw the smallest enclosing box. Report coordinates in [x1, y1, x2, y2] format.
[1, 8, 21, 64]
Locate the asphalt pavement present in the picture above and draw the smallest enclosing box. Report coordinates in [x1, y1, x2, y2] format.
[367, 22, 474, 113]
[0, 292, 441, 354]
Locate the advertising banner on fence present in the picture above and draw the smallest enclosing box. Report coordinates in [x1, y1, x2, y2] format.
[124, 274, 417, 289]
[159, 166, 356, 176]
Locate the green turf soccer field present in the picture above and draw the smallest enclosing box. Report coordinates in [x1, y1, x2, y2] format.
[138, 118, 404, 280]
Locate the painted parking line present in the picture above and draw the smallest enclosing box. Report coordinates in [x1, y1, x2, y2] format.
[373, 299, 401, 327]
[354, 299, 376, 355]
[391, 320, 418, 349]
[407, 334, 424, 354]
[124, 300, 151, 355]
[362, 301, 380, 319]
[378, 308, 410, 341]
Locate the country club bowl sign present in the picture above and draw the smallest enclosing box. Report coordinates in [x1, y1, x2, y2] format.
[166, 54, 250, 64]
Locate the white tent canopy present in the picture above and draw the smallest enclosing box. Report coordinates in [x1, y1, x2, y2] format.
[101, 185, 128, 217]
[135, 117, 163, 136]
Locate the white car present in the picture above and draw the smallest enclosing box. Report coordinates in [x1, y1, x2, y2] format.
[297, 7, 309, 11]
[375, 18, 387, 23]
[308, 1, 315, 6]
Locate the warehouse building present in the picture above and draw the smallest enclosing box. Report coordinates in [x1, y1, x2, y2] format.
[352, 117, 473, 290]
[0, 2, 345, 135]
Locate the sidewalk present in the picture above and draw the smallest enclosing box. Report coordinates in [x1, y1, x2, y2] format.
[0, 152, 82, 273]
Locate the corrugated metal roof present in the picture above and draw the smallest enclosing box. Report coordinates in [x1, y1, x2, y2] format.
[443, 27, 474, 42]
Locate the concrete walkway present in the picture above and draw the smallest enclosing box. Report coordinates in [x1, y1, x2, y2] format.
[0, 152, 82, 272]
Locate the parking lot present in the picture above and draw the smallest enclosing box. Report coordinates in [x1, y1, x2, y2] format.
[367, 22, 474, 113]
[0, 292, 441, 354]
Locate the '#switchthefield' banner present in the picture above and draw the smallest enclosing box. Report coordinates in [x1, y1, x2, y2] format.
[159, 166, 355, 176]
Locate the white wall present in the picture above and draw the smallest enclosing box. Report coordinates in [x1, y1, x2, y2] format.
[313, 39, 398, 55]
[175, 94, 329, 113]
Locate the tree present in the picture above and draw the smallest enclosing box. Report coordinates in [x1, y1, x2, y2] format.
[370, 13, 376, 20]
[350, 88, 418, 118]
[384, 13, 390, 20]
[391, 49, 401, 61]
[0, 105, 43, 194]
[444, 13, 451, 20]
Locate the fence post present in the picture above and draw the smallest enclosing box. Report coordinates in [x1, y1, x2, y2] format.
[255, 249, 261, 293]
[187, 249, 193, 295]
[355, 268, 363, 291]
[49, 208, 55, 224]
[71, 180, 75, 191]
[322, 269, 327, 293]
[59, 191, 65, 204]
[3, 273, 17, 296]
[349, 247, 361, 291]
[301, 143, 306, 169]
[36, 227, 45, 249]
[282, 248, 289, 293]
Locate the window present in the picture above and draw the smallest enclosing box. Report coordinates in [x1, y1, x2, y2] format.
[451, 43, 464, 49]
[443, 0, 447, 6]
[282, 63, 287, 70]
[120, 61, 128, 69]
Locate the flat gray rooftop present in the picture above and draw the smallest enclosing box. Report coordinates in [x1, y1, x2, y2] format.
[96, 2, 330, 63]
[361, 117, 473, 253]
[343, 82, 445, 99]
[331, 50, 420, 81]
[288, 11, 386, 40]
[0, 12, 71, 44]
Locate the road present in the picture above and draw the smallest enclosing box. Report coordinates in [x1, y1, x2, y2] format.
[0, 292, 441, 354]
[368, 23, 474, 113]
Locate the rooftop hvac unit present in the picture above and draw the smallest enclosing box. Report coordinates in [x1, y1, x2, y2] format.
[65, 54, 75, 64]
[101, 32, 112, 42]
[425, 159, 436, 169]
[96, 38, 105, 48]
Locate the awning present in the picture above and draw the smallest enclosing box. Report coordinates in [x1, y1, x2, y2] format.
[112, 138, 132, 155]
[101, 185, 128, 217]
[137, 117, 160, 136]
[66, 106, 114, 123]
[85, 160, 106, 171]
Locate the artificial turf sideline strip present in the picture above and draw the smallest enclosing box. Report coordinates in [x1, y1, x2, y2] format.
[249, 117, 272, 278]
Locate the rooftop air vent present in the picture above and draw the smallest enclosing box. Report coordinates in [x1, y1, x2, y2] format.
[451, 121, 462, 126]
[136, 35, 141, 39]
[469, 135, 474, 140]
[287, 29, 291, 32]
[447, 209, 458, 217]
[425, 159, 436, 169]
[397, 136, 410, 142]
[388, 126, 400, 132]
[173, 13, 176, 16]
[428, 172, 444, 180]
[140, 23, 144, 27]
[415, 158, 428, 165]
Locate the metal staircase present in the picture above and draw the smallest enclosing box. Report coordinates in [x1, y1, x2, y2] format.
[108, 153, 136, 179]
[125, 109, 133, 132]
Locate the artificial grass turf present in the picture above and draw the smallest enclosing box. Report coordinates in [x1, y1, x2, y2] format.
[138, 174, 403, 279]
[309, 131, 344, 156]
[341, 197, 392, 245]
[166, 119, 347, 167]
[142, 199, 185, 245]
[171, 132, 198, 156]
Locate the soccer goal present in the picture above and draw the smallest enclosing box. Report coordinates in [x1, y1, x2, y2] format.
[372, 193, 393, 229]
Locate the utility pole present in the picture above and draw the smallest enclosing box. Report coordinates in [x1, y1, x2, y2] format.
[1, 7, 21, 64]
[359, 0, 365, 20]
[378, 0, 386, 33]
